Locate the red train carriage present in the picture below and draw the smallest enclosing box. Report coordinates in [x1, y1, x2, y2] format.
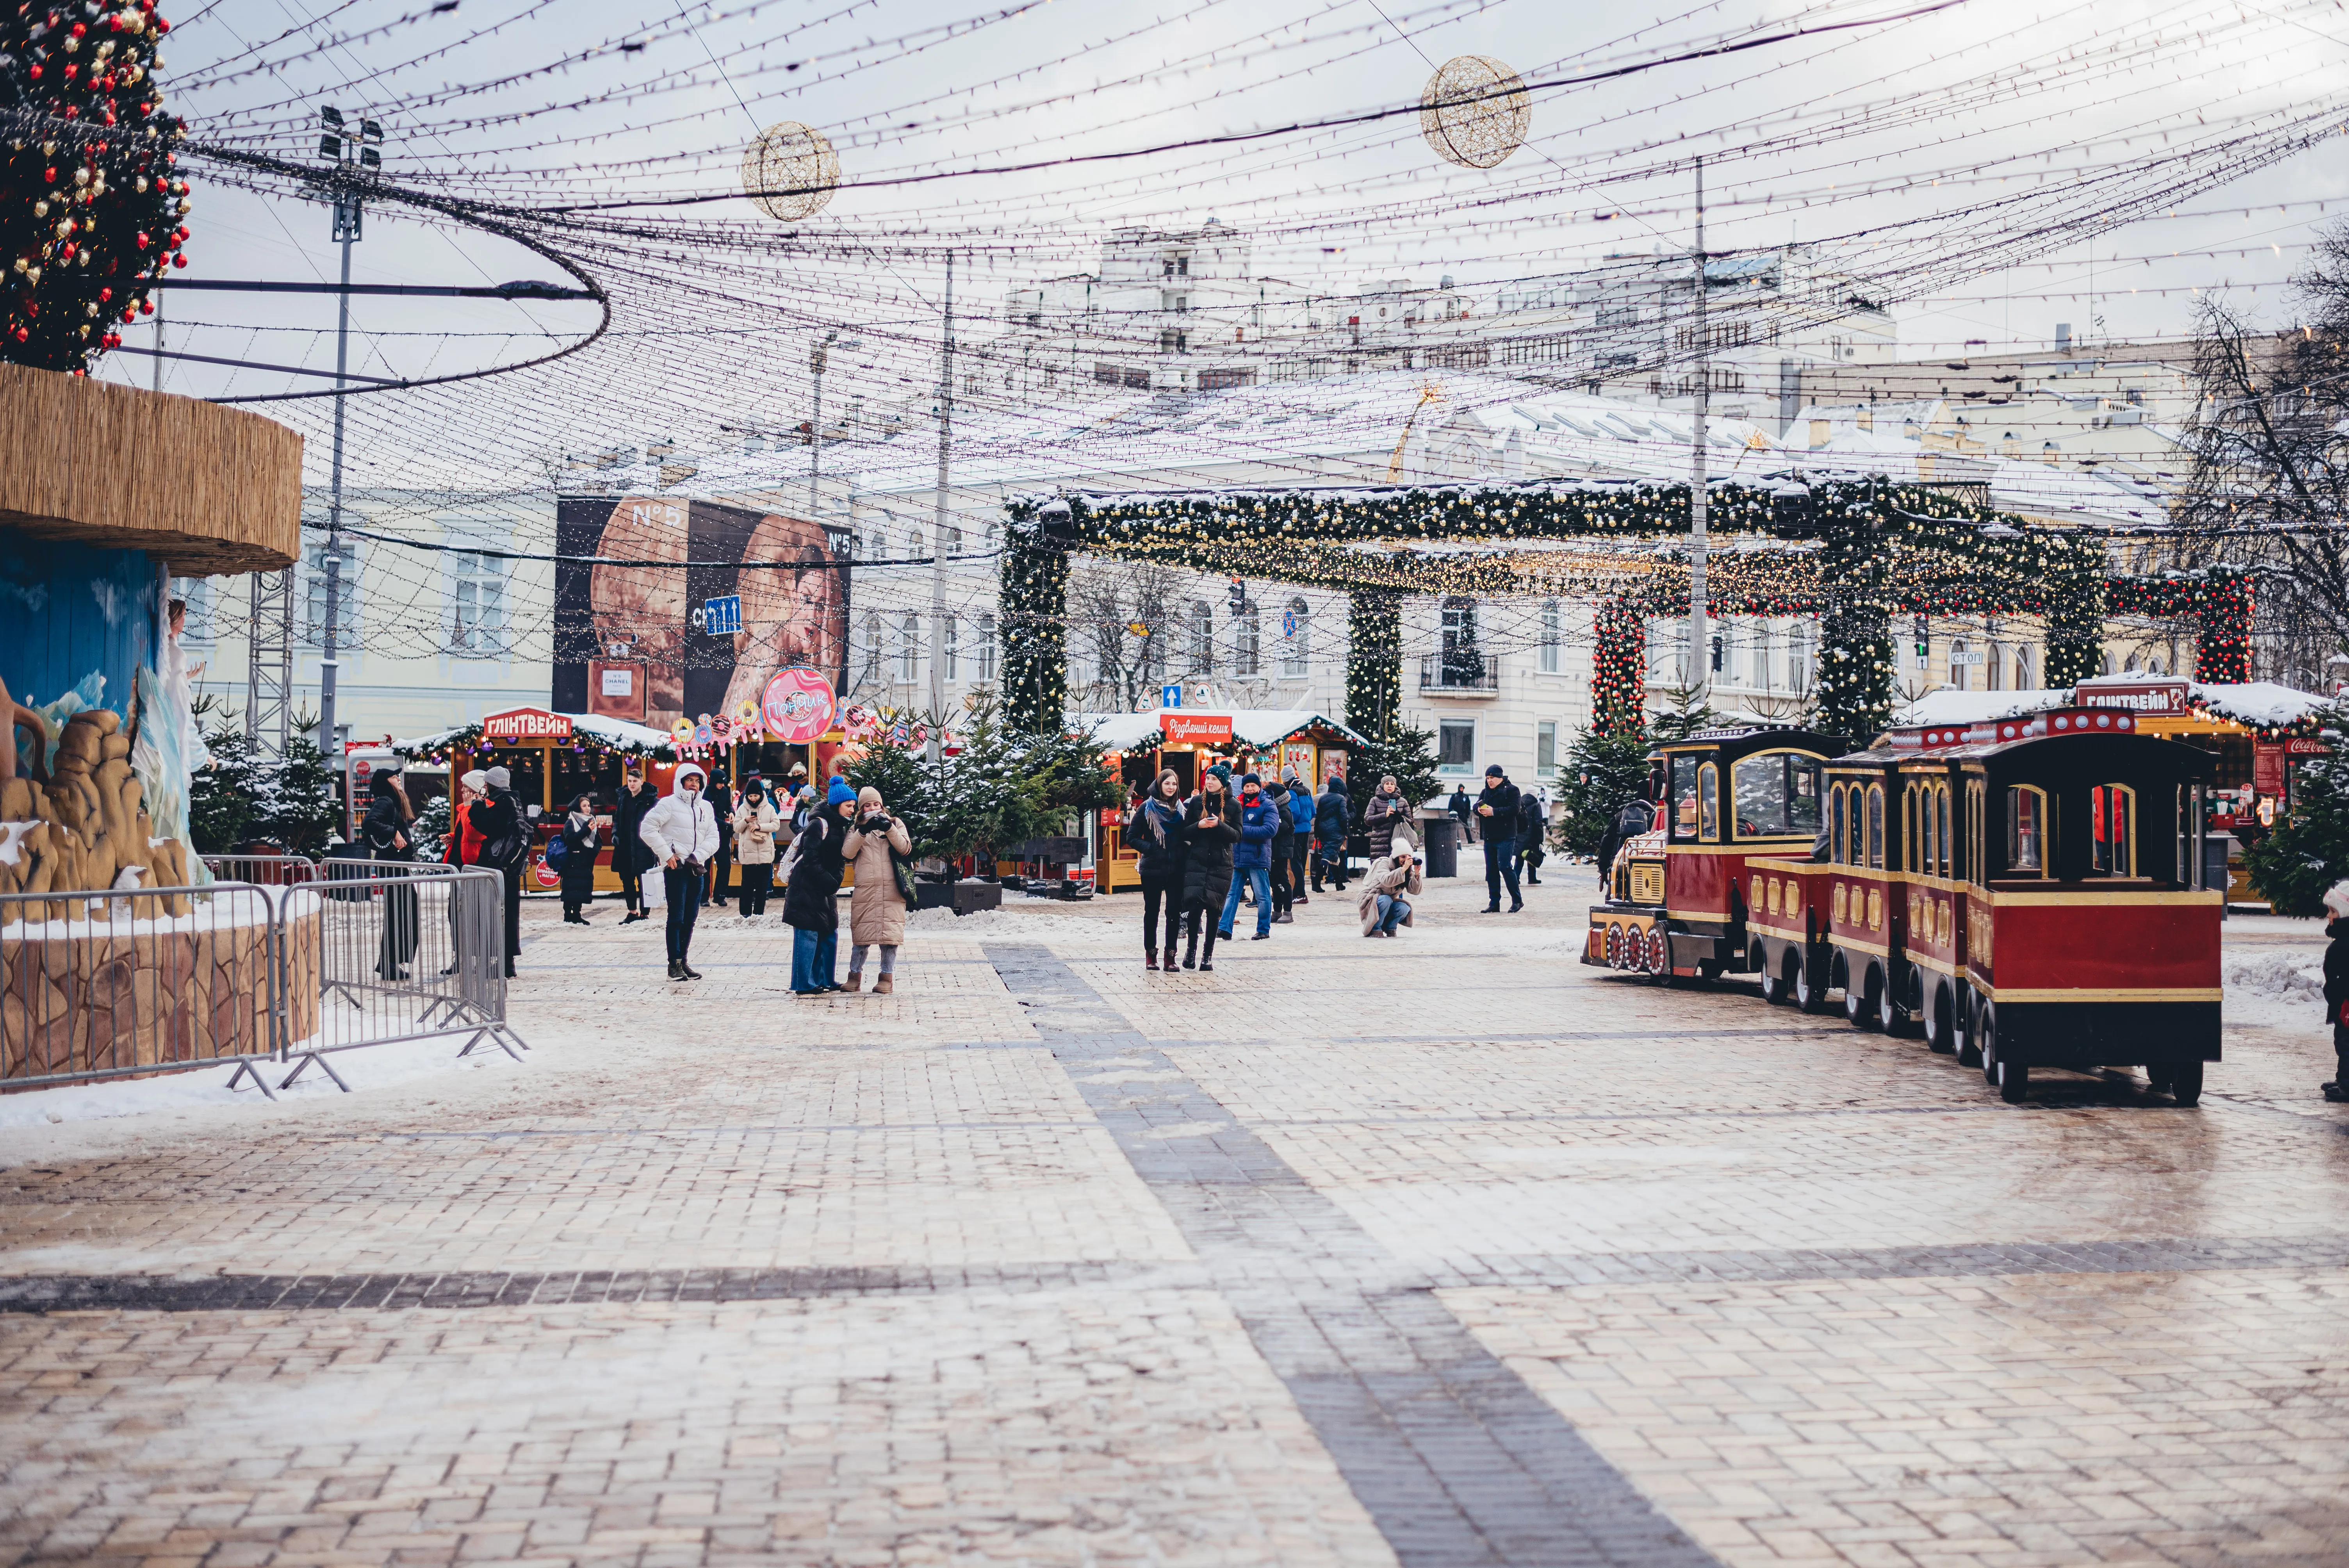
[1587, 710, 2224, 1106]
[1584, 727, 1843, 982]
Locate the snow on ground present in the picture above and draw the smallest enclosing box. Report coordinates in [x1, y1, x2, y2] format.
[2223, 947, 2329, 1033]
[0, 1030, 521, 1130]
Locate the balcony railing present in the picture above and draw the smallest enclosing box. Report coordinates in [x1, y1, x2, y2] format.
[1420, 652, 1499, 694]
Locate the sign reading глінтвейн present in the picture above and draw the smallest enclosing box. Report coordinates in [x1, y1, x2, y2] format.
[2076, 681, 2189, 715]
[481, 708, 576, 740]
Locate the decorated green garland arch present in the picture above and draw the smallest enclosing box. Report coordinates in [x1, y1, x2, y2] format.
[1000, 477, 2252, 744]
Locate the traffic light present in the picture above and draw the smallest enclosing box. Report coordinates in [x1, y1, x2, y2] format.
[1228, 578, 1246, 614]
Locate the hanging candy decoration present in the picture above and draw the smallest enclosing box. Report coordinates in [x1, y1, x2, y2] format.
[763, 668, 837, 742]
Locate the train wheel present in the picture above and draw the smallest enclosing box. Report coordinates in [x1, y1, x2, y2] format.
[1604, 923, 1624, 969]
[1978, 1004, 2001, 1085]
[1644, 927, 1670, 981]
[2169, 1058, 2204, 1107]
[1997, 1056, 2030, 1103]
[1760, 946, 1789, 1006]
[1793, 949, 1828, 1013]
[1844, 963, 1881, 1032]
[1923, 984, 1955, 1054]
[1879, 971, 1914, 1037]
[1955, 991, 1983, 1068]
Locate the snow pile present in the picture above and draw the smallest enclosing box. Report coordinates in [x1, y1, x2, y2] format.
[0, 1031, 520, 1128]
[2225, 950, 2326, 1005]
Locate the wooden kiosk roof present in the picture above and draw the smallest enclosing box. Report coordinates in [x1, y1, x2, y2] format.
[0, 363, 301, 574]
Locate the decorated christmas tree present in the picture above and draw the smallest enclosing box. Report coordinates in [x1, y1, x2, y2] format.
[3, 0, 189, 373]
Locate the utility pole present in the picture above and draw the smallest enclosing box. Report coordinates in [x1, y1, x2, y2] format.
[929, 249, 954, 761]
[314, 106, 382, 763]
[810, 330, 832, 523]
[1687, 154, 1710, 706]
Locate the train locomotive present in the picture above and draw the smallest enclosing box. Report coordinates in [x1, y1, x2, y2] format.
[1585, 708, 2223, 1104]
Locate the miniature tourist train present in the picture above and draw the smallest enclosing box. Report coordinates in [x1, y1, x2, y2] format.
[1584, 714, 2222, 1105]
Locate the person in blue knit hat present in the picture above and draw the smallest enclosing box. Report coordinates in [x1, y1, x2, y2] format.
[827, 775, 856, 809]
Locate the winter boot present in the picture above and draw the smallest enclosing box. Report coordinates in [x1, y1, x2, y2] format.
[681, 962, 703, 981]
[668, 959, 686, 982]
[843, 973, 862, 992]
[1163, 945, 1179, 972]
[1146, 949, 1159, 971]
[873, 975, 894, 996]
[1182, 932, 1199, 970]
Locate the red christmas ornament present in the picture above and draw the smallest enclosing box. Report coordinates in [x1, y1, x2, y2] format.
[170, 251, 185, 267]
[137, 299, 152, 315]
[98, 287, 111, 301]
[11, 328, 26, 344]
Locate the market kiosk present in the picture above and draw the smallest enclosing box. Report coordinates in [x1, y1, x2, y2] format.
[1084, 709, 1367, 893]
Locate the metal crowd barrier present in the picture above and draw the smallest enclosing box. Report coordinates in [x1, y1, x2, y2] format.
[1, 880, 285, 1096]
[0, 856, 526, 1100]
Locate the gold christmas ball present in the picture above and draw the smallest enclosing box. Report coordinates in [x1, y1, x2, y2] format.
[1420, 55, 1530, 169]
[741, 121, 840, 222]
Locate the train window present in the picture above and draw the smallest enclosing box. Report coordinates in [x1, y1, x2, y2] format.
[1698, 763, 1720, 841]
[1866, 785, 1886, 868]
[1731, 750, 1825, 837]
[1936, 786, 1953, 878]
[2091, 784, 2135, 876]
[1902, 786, 1919, 872]
[2007, 785, 2047, 875]
[1671, 755, 1700, 839]
[1918, 787, 1936, 878]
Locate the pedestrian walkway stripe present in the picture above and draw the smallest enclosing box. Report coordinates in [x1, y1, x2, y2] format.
[982, 943, 1720, 1568]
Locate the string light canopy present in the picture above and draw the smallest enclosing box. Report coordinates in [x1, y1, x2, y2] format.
[1418, 55, 1531, 169]
[740, 120, 839, 223]
[999, 477, 2256, 743]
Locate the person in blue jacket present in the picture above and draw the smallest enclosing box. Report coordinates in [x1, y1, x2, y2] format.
[1312, 773, 1352, 893]
[1283, 769, 1314, 905]
[1217, 773, 1281, 941]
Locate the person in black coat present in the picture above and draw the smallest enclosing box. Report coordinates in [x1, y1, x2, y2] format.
[361, 766, 418, 980]
[467, 764, 526, 977]
[1476, 764, 1522, 913]
[1126, 770, 1190, 970]
[1312, 775, 1351, 892]
[614, 768, 656, 924]
[1266, 779, 1297, 924]
[706, 775, 737, 908]
[1179, 774, 1240, 972]
[1449, 784, 1477, 845]
[1597, 798, 1652, 890]
[2324, 881, 2349, 1101]
[556, 793, 600, 924]
[783, 793, 855, 995]
[1515, 788, 1546, 887]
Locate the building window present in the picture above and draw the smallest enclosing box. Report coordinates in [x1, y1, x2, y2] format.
[1234, 604, 1260, 675]
[1539, 600, 1561, 673]
[1750, 623, 1772, 690]
[861, 613, 884, 686]
[1440, 595, 1481, 684]
[450, 548, 506, 656]
[2013, 645, 2035, 690]
[301, 539, 358, 648]
[1948, 636, 1972, 691]
[1537, 721, 1558, 775]
[975, 615, 997, 682]
[1280, 596, 1309, 677]
[1788, 622, 1812, 690]
[1187, 600, 1213, 674]
[1438, 717, 1476, 773]
[897, 613, 920, 681]
[943, 615, 959, 681]
[169, 576, 214, 645]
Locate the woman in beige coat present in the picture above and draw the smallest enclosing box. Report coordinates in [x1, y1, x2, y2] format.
[731, 779, 783, 916]
[841, 785, 914, 993]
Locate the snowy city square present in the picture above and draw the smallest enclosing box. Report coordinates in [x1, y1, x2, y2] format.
[7, 0, 2349, 1563]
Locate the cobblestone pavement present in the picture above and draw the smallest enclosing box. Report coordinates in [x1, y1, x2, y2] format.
[3, 878, 2346, 1566]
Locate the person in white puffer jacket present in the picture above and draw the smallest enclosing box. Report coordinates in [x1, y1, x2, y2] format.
[638, 763, 722, 982]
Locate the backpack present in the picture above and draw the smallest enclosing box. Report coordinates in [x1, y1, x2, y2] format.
[1616, 802, 1654, 839]
[543, 833, 568, 870]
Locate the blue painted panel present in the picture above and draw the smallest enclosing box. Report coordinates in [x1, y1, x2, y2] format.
[0, 527, 159, 718]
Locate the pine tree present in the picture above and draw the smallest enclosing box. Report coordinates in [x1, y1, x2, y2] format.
[2245, 751, 2349, 917]
[1558, 725, 1655, 855]
[1347, 724, 1439, 830]
[4, 0, 191, 372]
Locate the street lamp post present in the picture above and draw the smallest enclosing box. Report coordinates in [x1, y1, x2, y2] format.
[314, 106, 382, 762]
